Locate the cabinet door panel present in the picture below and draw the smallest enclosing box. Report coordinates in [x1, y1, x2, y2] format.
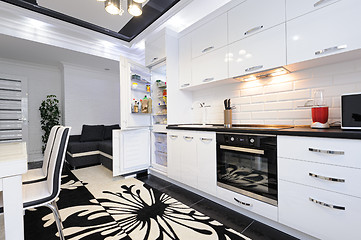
[228, 0, 285, 43]
[196, 132, 216, 196]
[181, 133, 197, 188]
[279, 180, 361, 240]
[167, 132, 182, 182]
[192, 46, 228, 86]
[145, 35, 166, 67]
[191, 13, 227, 59]
[228, 24, 286, 78]
[286, 0, 341, 21]
[179, 34, 192, 88]
[287, 0, 361, 65]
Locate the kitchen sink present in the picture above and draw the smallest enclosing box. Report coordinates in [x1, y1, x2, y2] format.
[177, 124, 215, 128]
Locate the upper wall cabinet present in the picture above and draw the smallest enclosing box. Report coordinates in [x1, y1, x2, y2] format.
[287, 0, 361, 65]
[178, 34, 192, 88]
[191, 13, 227, 59]
[286, 0, 341, 21]
[228, 0, 285, 44]
[192, 46, 228, 86]
[229, 24, 286, 78]
[145, 34, 166, 67]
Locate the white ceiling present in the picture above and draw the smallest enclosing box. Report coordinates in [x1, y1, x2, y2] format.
[0, 0, 232, 71]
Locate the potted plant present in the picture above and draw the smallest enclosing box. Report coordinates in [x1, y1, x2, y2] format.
[39, 95, 60, 153]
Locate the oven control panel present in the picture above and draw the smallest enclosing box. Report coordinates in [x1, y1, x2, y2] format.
[217, 133, 276, 148]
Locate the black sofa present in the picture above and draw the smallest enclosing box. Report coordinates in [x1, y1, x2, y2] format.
[66, 124, 120, 170]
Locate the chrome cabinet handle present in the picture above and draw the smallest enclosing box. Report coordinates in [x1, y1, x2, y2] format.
[202, 46, 214, 53]
[234, 198, 253, 207]
[181, 83, 190, 87]
[309, 197, 345, 210]
[183, 136, 194, 140]
[245, 65, 263, 72]
[244, 25, 264, 35]
[309, 172, 345, 182]
[308, 148, 344, 155]
[170, 135, 178, 139]
[203, 77, 214, 82]
[151, 57, 158, 62]
[200, 137, 213, 142]
[315, 45, 347, 56]
[220, 145, 264, 155]
[314, 0, 333, 7]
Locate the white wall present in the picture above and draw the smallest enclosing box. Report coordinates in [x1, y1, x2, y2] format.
[63, 63, 120, 135]
[0, 58, 62, 162]
[192, 58, 361, 126]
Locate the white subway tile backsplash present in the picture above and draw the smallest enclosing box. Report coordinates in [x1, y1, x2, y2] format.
[241, 103, 263, 112]
[294, 77, 332, 90]
[191, 58, 361, 125]
[264, 101, 293, 111]
[264, 82, 293, 94]
[277, 89, 311, 101]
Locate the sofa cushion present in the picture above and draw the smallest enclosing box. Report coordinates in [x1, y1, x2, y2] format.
[98, 140, 113, 156]
[80, 125, 104, 142]
[67, 141, 101, 154]
[103, 124, 120, 140]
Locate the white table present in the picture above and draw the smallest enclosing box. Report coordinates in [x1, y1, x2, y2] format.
[0, 142, 27, 240]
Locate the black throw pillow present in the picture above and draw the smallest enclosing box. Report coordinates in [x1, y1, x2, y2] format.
[80, 125, 105, 142]
[104, 124, 120, 140]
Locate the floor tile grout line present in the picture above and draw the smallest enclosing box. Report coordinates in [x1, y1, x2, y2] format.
[241, 220, 254, 234]
[188, 198, 205, 208]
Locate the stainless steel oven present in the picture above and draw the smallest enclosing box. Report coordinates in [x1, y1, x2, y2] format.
[216, 133, 277, 206]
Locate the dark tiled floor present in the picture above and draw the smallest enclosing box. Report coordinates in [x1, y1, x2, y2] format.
[137, 174, 299, 240]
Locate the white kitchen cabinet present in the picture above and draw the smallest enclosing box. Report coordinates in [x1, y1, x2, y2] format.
[287, 0, 361, 65]
[167, 130, 217, 195]
[191, 13, 227, 59]
[167, 131, 182, 182]
[178, 34, 192, 88]
[278, 135, 361, 240]
[145, 34, 166, 67]
[217, 186, 278, 221]
[196, 132, 216, 196]
[286, 0, 341, 21]
[181, 133, 198, 189]
[228, 24, 286, 78]
[278, 136, 361, 169]
[279, 180, 361, 240]
[228, 0, 285, 44]
[112, 128, 150, 176]
[192, 46, 228, 86]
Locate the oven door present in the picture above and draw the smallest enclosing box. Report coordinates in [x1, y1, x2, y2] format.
[217, 144, 277, 206]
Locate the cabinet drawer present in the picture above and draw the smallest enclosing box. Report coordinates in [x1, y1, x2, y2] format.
[287, 0, 361, 65]
[217, 186, 278, 221]
[279, 157, 361, 198]
[286, 0, 341, 21]
[228, 24, 286, 78]
[278, 136, 361, 169]
[228, 0, 285, 43]
[192, 46, 228, 86]
[191, 13, 227, 59]
[279, 180, 361, 240]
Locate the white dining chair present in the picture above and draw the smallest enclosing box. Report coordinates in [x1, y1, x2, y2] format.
[1, 126, 71, 240]
[22, 125, 61, 184]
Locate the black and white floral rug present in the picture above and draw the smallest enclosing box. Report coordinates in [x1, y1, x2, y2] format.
[24, 166, 251, 240]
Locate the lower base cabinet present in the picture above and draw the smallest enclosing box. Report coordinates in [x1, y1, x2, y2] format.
[279, 180, 361, 240]
[167, 130, 216, 195]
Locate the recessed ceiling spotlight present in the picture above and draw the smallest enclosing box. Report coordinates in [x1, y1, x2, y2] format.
[105, 0, 122, 15]
[133, 0, 146, 3]
[128, 0, 143, 16]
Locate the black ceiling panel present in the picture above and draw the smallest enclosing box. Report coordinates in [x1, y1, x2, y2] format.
[1, 0, 180, 42]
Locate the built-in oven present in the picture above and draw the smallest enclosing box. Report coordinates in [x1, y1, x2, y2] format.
[216, 133, 277, 206]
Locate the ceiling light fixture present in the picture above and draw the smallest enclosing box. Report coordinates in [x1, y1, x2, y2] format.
[105, 0, 122, 15]
[128, 0, 143, 16]
[133, 0, 146, 3]
[97, 0, 106, 2]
